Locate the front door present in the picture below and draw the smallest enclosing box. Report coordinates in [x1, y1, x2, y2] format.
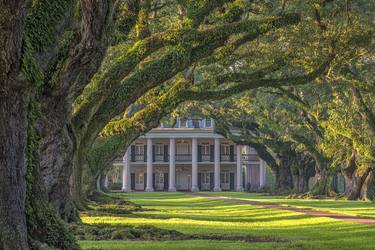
[201, 172, 210, 190]
[155, 172, 164, 190]
[221, 172, 230, 190]
[187, 175, 191, 190]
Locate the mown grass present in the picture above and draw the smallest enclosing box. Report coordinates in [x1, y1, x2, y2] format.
[79, 192, 375, 250]
[205, 192, 375, 219]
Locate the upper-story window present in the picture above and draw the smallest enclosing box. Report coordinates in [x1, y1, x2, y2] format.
[201, 143, 210, 155]
[135, 144, 144, 155]
[177, 141, 190, 154]
[179, 118, 187, 128]
[220, 144, 230, 155]
[155, 144, 164, 155]
[191, 119, 200, 128]
[205, 118, 212, 128]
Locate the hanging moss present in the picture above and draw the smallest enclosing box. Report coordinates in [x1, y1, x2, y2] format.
[26, 100, 79, 250]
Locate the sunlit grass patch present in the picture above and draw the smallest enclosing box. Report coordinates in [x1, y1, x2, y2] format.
[206, 192, 375, 218]
[79, 192, 375, 250]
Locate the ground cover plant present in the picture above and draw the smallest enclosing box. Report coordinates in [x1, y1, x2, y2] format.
[79, 192, 375, 250]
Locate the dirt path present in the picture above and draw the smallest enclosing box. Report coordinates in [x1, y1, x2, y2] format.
[188, 193, 375, 227]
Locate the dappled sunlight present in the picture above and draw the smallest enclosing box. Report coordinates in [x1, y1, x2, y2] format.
[208, 192, 375, 218]
[80, 192, 375, 249]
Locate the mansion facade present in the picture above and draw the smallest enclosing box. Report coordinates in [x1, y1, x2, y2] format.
[110, 118, 268, 192]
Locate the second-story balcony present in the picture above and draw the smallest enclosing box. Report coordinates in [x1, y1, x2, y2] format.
[176, 154, 192, 162]
[129, 153, 258, 163]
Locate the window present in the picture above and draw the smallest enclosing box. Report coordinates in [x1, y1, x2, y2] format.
[202, 172, 210, 185]
[177, 141, 190, 154]
[205, 118, 212, 128]
[179, 118, 187, 128]
[136, 173, 144, 184]
[220, 172, 230, 184]
[155, 144, 164, 155]
[192, 119, 200, 128]
[135, 145, 144, 155]
[201, 143, 210, 155]
[220, 144, 230, 155]
[157, 173, 164, 184]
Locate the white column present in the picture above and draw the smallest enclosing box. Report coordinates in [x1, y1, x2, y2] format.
[122, 148, 131, 192]
[259, 159, 265, 187]
[145, 138, 154, 191]
[191, 138, 199, 192]
[104, 175, 109, 189]
[168, 138, 176, 191]
[244, 146, 250, 190]
[236, 145, 244, 191]
[214, 138, 221, 191]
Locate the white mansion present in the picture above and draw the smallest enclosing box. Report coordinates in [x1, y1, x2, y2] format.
[110, 118, 268, 192]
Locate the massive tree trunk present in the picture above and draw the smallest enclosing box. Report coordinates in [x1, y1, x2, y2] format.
[0, 1, 29, 248]
[0, 93, 29, 250]
[310, 168, 336, 196]
[26, 100, 78, 249]
[39, 97, 78, 221]
[292, 154, 316, 193]
[360, 169, 374, 201]
[275, 154, 294, 191]
[343, 166, 372, 200]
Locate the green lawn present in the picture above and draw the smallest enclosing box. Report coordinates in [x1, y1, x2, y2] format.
[204, 192, 375, 219]
[80, 192, 375, 250]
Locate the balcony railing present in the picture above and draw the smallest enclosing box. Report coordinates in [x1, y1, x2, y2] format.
[176, 154, 192, 162]
[129, 154, 256, 162]
[242, 154, 259, 162]
[201, 154, 211, 162]
[134, 154, 144, 162]
[154, 154, 167, 162]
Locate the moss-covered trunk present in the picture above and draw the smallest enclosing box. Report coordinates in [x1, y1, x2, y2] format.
[26, 100, 78, 249]
[310, 168, 336, 196]
[0, 93, 29, 250]
[343, 166, 372, 200]
[360, 169, 374, 201]
[39, 97, 78, 221]
[275, 155, 294, 191]
[292, 154, 316, 193]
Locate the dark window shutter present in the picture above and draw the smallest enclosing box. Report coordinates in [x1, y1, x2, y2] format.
[210, 173, 214, 190]
[153, 173, 156, 188]
[210, 145, 214, 162]
[152, 145, 155, 161]
[164, 173, 169, 190]
[230, 145, 234, 162]
[164, 145, 168, 162]
[144, 145, 147, 162]
[230, 173, 235, 190]
[131, 173, 135, 190]
[144, 173, 147, 189]
[198, 173, 202, 190]
[198, 145, 202, 162]
[131, 145, 136, 162]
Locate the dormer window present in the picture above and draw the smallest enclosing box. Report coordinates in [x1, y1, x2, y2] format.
[180, 118, 187, 128]
[205, 118, 212, 128]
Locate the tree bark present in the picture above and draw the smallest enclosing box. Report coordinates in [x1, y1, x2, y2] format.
[0, 1, 29, 247]
[275, 155, 294, 191]
[344, 167, 372, 200]
[26, 100, 78, 249]
[0, 94, 29, 250]
[360, 169, 374, 200]
[39, 99, 78, 221]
